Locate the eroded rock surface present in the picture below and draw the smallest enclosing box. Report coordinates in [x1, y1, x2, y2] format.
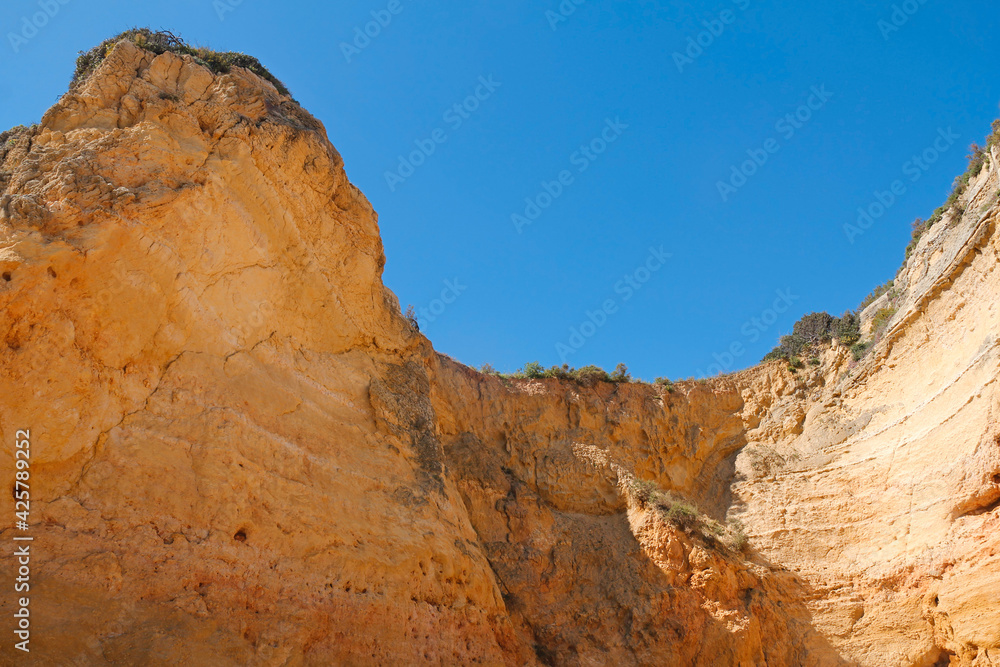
[0, 39, 997, 665]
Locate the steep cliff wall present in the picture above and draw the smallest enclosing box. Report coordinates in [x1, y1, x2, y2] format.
[0, 40, 524, 665]
[0, 38, 997, 666]
[731, 143, 1000, 667]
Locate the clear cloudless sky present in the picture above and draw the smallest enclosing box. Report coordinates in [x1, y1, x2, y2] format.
[2, 0, 998, 379]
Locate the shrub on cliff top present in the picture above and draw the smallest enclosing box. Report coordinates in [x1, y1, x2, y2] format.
[654, 377, 675, 392]
[761, 310, 863, 363]
[71, 28, 291, 97]
[610, 363, 631, 383]
[858, 280, 895, 312]
[989, 119, 1000, 150]
[834, 311, 861, 346]
[497, 362, 637, 386]
[793, 312, 834, 344]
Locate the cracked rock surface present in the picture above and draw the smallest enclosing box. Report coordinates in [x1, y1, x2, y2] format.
[1, 39, 998, 666]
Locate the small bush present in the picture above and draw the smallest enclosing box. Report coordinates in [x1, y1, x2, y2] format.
[851, 341, 871, 361]
[809, 357, 821, 366]
[793, 312, 834, 344]
[761, 309, 866, 363]
[767, 333, 806, 361]
[859, 280, 895, 312]
[871, 307, 896, 333]
[404, 305, 419, 331]
[724, 520, 748, 551]
[906, 218, 930, 259]
[654, 377, 675, 392]
[966, 143, 988, 180]
[654, 495, 699, 527]
[628, 479, 658, 505]
[522, 361, 545, 379]
[917, 125, 998, 236]
[762, 346, 787, 362]
[834, 311, 861, 346]
[72, 28, 292, 97]
[540, 364, 572, 381]
[573, 365, 612, 384]
[628, 478, 748, 551]
[479, 363, 500, 376]
[498, 363, 620, 386]
[610, 363, 631, 383]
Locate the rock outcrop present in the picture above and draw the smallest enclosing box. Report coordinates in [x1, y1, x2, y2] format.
[0, 38, 997, 665]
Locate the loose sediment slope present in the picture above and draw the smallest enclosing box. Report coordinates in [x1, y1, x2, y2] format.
[0, 38, 997, 665]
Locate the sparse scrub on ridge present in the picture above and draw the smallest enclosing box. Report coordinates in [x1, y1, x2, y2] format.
[849, 306, 898, 362]
[761, 109, 1000, 371]
[626, 479, 748, 552]
[654, 377, 675, 392]
[922, 133, 994, 232]
[833, 311, 861, 346]
[474, 361, 685, 390]
[610, 363, 631, 383]
[71, 28, 292, 98]
[761, 311, 859, 363]
[858, 281, 896, 312]
[906, 218, 929, 260]
[484, 362, 633, 386]
[761, 298, 898, 366]
[870, 307, 896, 333]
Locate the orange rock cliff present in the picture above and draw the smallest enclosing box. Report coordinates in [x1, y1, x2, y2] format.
[1, 39, 998, 665]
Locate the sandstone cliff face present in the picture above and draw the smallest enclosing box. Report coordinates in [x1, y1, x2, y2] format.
[0, 41, 522, 665]
[0, 39, 997, 666]
[731, 144, 1000, 667]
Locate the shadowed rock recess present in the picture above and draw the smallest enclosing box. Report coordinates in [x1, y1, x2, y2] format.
[1, 38, 998, 666]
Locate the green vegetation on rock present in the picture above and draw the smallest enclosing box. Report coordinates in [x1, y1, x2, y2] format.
[72, 28, 291, 98]
[627, 479, 747, 552]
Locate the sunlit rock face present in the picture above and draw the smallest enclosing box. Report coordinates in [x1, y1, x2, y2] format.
[1, 38, 997, 666]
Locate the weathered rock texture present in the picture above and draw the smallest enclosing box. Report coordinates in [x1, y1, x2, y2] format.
[0, 40, 997, 665]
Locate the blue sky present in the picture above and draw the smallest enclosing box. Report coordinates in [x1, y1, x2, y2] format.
[2, 0, 998, 379]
